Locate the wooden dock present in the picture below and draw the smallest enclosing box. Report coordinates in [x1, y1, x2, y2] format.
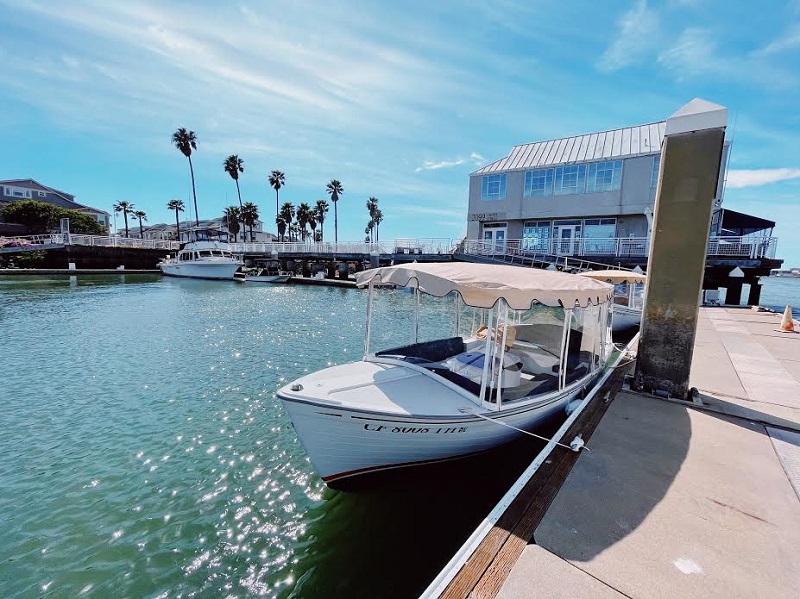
[429, 307, 800, 598]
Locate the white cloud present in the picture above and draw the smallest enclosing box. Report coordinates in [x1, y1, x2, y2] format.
[597, 0, 660, 71]
[657, 27, 718, 76]
[415, 153, 485, 172]
[726, 168, 800, 188]
[754, 25, 800, 56]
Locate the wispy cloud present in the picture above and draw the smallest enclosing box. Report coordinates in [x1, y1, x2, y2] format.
[657, 27, 718, 76]
[753, 24, 800, 56]
[597, 0, 659, 72]
[727, 168, 800, 188]
[415, 152, 484, 172]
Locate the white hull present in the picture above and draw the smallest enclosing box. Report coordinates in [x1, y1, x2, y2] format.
[612, 304, 641, 331]
[159, 261, 242, 280]
[280, 375, 590, 487]
[245, 274, 292, 283]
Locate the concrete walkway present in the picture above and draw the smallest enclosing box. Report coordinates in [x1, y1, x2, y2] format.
[497, 307, 800, 598]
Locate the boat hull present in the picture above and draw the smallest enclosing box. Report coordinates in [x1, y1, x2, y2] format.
[245, 274, 292, 283]
[612, 304, 641, 331]
[279, 381, 589, 488]
[159, 262, 242, 280]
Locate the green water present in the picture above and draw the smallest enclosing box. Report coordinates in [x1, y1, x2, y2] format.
[0, 276, 547, 598]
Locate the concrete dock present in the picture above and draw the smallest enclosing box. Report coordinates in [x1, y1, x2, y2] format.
[440, 307, 800, 598]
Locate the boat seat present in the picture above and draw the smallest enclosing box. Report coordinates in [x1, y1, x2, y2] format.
[376, 337, 466, 363]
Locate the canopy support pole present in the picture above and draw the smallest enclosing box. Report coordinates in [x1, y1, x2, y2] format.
[413, 280, 420, 343]
[559, 308, 572, 389]
[479, 307, 494, 405]
[364, 280, 375, 358]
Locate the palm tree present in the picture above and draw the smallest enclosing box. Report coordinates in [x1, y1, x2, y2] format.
[167, 199, 185, 241]
[269, 170, 285, 228]
[224, 206, 241, 242]
[241, 201, 259, 242]
[373, 208, 383, 243]
[223, 154, 245, 241]
[279, 202, 295, 242]
[171, 128, 199, 227]
[276, 216, 287, 242]
[113, 200, 135, 237]
[296, 202, 311, 242]
[366, 197, 378, 243]
[325, 180, 343, 244]
[133, 210, 148, 239]
[308, 211, 317, 243]
[315, 199, 329, 242]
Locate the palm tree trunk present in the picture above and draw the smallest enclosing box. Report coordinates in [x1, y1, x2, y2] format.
[139, 218, 143, 238]
[174, 209, 180, 242]
[188, 155, 199, 227]
[235, 180, 244, 242]
[275, 190, 279, 228]
[124, 213, 129, 237]
[334, 202, 338, 244]
[376, 223, 379, 243]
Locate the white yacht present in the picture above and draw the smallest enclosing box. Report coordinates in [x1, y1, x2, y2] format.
[158, 229, 243, 280]
[277, 262, 614, 489]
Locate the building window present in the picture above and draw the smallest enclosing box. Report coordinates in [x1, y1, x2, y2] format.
[586, 160, 622, 193]
[651, 155, 661, 188]
[523, 221, 551, 251]
[583, 218, 617, 253]
[524, 168, 553, 197]
[481, 174, 506, 201]
[553, 165, 587, 195]
[3, 186, 32, 199]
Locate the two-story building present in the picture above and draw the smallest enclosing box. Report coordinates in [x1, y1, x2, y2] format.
[466, 121, 730, 258]
[0, 179, 111, 231]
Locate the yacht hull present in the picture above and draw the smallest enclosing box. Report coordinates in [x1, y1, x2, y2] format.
[159, 262, 242, 280]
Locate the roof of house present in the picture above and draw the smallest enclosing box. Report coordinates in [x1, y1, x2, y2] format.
[472, 121, 667, 175]
[0, 178, 110, 215]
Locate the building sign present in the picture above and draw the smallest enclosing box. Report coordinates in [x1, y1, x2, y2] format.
[469, 212, 504, 222]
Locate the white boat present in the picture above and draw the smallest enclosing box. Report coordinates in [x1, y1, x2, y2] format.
[245, 267, 292, 284]
[579, 269, 647, 332]
[158, 229, 243, 280]
[277, 262, 614, 489]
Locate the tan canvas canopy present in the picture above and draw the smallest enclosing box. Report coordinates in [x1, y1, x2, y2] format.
[579, 269, 647, 284]
[356, 262, 613, 309]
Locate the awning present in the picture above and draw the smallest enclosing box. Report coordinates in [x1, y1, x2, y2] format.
[720, 209, 775, 236]
[355, 262, 612, 309]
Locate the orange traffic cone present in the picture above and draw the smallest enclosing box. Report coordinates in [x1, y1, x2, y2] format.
[776, 305, 798, 333]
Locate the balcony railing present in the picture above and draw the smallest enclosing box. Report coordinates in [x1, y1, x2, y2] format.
[460, 236, 778, 260]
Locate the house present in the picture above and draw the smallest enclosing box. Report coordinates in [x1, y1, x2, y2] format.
[466, 121, 730, 258]
[0, 179, 111, 231]
[138, 217, 277, 242]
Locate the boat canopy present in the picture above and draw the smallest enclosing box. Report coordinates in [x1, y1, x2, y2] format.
[579, 269, 647, 284]
[355, 262, 613, 309]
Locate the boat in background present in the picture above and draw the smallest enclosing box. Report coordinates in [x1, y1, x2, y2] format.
[158, 228, 243, 280]
[245, 266, 292, 284]
[579, 269, 646, 332]
[277, 262, 614, 489]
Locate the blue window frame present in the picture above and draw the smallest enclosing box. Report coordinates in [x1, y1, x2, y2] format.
[586, 160, 622, 193]
[553, 165, 587, 195]
[481, 174, 506, 201]
[524, 168, 553, 197]
[651, 155, 661, 188]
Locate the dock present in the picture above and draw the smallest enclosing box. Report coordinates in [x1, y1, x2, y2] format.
[0, 268, 160, 275]
[431, 306, 800, 598]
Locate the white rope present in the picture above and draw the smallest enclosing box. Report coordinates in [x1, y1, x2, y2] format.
[459, 407, 587, 452]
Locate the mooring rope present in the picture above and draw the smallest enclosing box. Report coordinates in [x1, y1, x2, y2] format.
[459, 407, 588, 452]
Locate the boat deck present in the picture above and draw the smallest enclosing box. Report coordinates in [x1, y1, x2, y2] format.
[433, 307, 800, 598]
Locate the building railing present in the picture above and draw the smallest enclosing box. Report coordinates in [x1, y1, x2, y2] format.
[459, 236, 779, 260]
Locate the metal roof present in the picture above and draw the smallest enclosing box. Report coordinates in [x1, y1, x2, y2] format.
[472, 121, 666, 175]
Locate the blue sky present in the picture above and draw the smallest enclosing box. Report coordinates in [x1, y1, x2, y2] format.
[1, 0, 799, 266]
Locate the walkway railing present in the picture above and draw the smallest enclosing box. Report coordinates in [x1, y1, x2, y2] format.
[0, 234, 457, 256]
[460, 235, 778, 261]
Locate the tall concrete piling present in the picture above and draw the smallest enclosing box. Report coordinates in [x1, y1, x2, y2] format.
[635, 98, 728, 399]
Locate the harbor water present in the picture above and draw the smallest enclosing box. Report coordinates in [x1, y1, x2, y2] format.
[0, 275, 555, 598]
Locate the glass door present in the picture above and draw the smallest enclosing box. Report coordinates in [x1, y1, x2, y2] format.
[483, 224, 507, 253]
[556, 225, 577, 255]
